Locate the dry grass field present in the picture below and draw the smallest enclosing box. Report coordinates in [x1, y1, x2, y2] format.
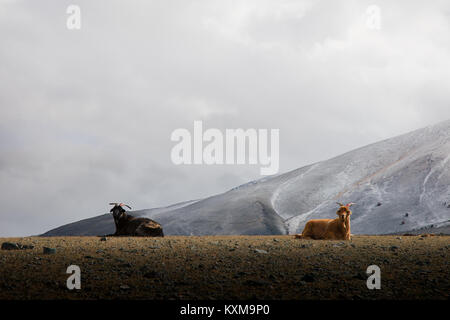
[0, 235, 448, 300]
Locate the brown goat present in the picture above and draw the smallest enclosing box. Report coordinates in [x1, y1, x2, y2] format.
[294, 203, 354, 240]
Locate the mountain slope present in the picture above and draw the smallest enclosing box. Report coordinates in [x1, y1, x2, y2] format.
[43, 120, 450, 236]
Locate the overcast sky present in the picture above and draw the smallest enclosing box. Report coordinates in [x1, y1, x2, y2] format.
[1, 0, 450, 236]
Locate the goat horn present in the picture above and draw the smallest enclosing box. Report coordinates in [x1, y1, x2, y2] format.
[346, 202, 355, 207]
[117, 203, 132, 210]
[109, 202, 132, 210]
[336, 202, 344, 206]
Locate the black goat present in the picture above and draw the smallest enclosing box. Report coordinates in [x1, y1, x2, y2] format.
[108, 203, 164, 237]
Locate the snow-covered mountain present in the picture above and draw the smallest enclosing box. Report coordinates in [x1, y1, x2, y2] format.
[43, 120, 450, 236]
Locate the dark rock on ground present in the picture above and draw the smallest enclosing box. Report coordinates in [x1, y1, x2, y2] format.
[1, 242, 20, 250]
[1, 242, 34, 250]
[43, 247, 56, 254]
[301, 274, 315, 282]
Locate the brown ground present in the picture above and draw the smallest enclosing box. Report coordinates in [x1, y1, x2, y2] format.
[0, 235, 448, 300]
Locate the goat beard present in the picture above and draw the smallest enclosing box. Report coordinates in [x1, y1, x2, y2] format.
[342, 215, 350, 230]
